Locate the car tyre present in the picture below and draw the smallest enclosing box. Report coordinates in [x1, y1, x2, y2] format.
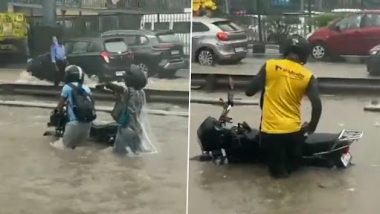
[311, 43, 328, 60]
[198, 48, 216, 66]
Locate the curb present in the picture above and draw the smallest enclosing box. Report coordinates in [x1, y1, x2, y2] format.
[191, 97, 259, 106]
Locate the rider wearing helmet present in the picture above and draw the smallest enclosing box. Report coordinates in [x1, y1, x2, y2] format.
[245, 34, 322, 178]
[52, 65, 93, 149]
[97, 65, 148, 155]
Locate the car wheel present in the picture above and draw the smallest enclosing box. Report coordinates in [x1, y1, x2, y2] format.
[137, 62, 154, 77]
[311, 43, 328, 60]
[158, 70, 177, 79]
[198, 49, 216, 66]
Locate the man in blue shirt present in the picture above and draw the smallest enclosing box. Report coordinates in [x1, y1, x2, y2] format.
[50, 36, 67, 87]
[51, 65, 92, 149]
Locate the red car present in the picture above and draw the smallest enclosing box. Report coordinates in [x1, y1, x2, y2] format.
[308, 10, 380, 60]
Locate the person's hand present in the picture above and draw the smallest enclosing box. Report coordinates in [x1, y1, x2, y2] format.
[53, 63, 58, 71]
[301, 122, 315, 135]
[95, 84, 106, 90]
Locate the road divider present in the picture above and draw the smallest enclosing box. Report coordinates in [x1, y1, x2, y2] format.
[191, 74, 380, 94]
[191, 96, 259, 105]
[0, 100, 188, 117]
[0, 83, 189, 105]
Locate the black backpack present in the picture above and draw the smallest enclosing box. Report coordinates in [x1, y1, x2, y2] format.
[68, 83, 96, 122]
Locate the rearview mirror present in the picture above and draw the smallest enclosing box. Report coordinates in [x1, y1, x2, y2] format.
[334, 25, 341, 31]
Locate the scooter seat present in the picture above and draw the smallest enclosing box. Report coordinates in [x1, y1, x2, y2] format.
[305, 133, 340, 144]
[92, 122, 118, 130]
[303, 133, 340, 156]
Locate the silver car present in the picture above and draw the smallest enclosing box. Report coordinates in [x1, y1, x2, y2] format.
[192, 17, 248, 65]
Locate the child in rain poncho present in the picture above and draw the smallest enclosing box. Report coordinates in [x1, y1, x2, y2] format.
[97, 65, 155, 155]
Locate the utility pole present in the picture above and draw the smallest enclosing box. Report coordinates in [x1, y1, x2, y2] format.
[300, 0, 305, 11]
[308, 0, 312, 33]
[256, 0, 263, 43]
[42, 0, 57, 26]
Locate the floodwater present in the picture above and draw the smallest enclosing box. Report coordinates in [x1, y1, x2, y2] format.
[189, 94, 380, 214]
[0, 105, 188, 214]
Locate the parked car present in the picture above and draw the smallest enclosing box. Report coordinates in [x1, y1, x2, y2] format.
[27, 32, 133, 82]
[366, 44, 380, 75]
[308, 10, 380, 60]
[102, 30, 187, 78]
[192, 16, 248, 66]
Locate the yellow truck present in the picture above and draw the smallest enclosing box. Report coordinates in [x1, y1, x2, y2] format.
[0, 12, 28, 58]
[193, 0, 217, 13]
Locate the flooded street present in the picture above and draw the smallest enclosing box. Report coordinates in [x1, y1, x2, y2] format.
[0, 105, 188, 214]
[189, 94, 380, 214]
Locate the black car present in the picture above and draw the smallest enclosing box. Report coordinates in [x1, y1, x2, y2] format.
[27, 33, 133, 82]
[101, 30, 187, 78]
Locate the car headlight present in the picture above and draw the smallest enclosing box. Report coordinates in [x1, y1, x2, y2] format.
[370, 50, 379, 55]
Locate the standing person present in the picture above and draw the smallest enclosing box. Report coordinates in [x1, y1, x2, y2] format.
[51, 65, 96, 149]
[50, 36, 67, 87]
[245, 35, 322, 178]
[97, 65, 148, 155]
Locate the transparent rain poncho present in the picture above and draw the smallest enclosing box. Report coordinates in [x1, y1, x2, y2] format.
[114, 87, 157, 154]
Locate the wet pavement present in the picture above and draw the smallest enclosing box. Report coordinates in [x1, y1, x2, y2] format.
[191, 58, 375, 79]
[0, 104, 188, 214]
[189, 94, 380, 214]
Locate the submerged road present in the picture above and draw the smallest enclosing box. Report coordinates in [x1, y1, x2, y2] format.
[189, 94, 380, 214]
[0, 104, 188, 214]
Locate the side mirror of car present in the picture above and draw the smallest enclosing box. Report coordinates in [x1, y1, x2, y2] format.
[334, 25, 341, 32]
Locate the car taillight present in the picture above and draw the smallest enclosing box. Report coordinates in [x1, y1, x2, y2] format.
[127, 51, 134, 61]
[342, 146, 350, 154]
[216, 32, 229, 41]
[100, 51, 110, 63]
[153, 44, 174, 51]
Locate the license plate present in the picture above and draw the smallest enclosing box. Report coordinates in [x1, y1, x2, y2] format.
[115, 71, 125, 76]
[171, 50, 180, 55]
[340, 152, 352, 167]
[235, 47, 245, 52]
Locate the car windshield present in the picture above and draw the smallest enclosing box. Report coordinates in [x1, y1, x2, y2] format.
[157, 34, 180, 43]
[213, 21, 243, 32]
[104, 38, 128, 53]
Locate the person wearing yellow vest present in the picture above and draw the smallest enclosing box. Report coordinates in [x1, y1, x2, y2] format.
[245, 35, 322, 178]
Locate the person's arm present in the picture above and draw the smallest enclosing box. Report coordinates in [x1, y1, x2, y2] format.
[62, 45, 66, 60]
[306, 75, 322, 133]
[104, 82, 126, 94]
[50, 45, 56, 64]
[245, 63, 266, 97]
[56, 85, 69, 113]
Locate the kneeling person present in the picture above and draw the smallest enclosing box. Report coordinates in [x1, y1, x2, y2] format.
[97, 65, 147, 155]
[55, 65, 96, 149]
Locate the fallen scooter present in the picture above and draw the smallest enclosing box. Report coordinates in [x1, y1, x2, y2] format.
[196, 91, 363, 169]
[43, 108, 118, 146]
